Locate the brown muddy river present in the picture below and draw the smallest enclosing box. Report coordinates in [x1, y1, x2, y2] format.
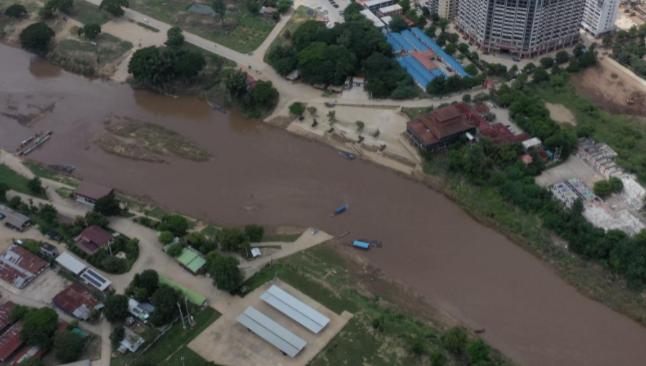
[2, 44, 646, 366]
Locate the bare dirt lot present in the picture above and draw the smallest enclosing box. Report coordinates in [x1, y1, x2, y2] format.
[571, 56, 646, 116]
[189, 280, 352, 366]
[545, 102, 576, 126]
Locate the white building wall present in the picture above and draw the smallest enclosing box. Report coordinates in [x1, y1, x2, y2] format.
[581, 0, 620, 37]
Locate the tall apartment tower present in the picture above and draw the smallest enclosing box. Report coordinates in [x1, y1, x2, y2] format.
[456, 0, 586, 58]
[438, 0, 459, 19]
[581, 0, 621, 37]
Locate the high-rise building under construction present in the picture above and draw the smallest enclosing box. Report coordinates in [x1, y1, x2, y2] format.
[456, 0, 585, 58]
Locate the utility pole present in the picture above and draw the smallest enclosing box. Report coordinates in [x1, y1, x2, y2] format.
[177, 302, 186, 329]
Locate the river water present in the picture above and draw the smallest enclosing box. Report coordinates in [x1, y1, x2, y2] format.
[2, 44, 646, 366]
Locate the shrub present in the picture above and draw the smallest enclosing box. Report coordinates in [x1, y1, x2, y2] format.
[20, 23, 55, 55]
[4, 4, 27, 18]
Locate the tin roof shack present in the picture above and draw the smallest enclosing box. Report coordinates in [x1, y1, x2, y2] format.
[0, 206, 31, 232]
[0, 302, 16, 333]
[0, 323, 23, 363]
[406, 104, 477, 152]
[75, 225, 114, 256]
[56, 252, 88, 276]
[73, 182, 113, 206]
[118, 328, 145, 353]
[0, 245, 48, 289]
[53, 283, 103, 321]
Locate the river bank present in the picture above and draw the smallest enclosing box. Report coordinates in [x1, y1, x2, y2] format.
[4, 43, 646, 366]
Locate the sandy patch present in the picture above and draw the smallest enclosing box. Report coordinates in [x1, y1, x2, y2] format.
[571, 56, 646, 116]
[545, 102, 576, 126]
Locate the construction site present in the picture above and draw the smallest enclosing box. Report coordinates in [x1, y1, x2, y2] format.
[537, 138, 646, 235]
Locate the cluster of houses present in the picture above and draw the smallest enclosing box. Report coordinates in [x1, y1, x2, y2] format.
[0, 300, 90, 365]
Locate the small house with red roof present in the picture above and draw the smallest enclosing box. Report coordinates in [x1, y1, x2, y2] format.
[0, 323, 23, 363]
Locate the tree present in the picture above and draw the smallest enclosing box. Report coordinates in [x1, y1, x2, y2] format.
[27, 177, 44, 195]
[79, 23, 101, 40]
[217, 227, 247, 252]
[355, 120, 365, 132]
[20, 307, 58, 348]
[85, 211, 108, 227]
[110, 326, 125, 349]
[159, 214, 189, 237]
[307, 106, 317, 117]
[594, 180, 613, 199]
[129, 269, 159, 300]
[441, 326, 468, 355]
[100, 0, 128, 16]
[54, 330, 86, 363]
[150, 285, 181, 326]
[166, 243, 183, 257]
[389, 16, 408, 32]
[226, 70, 249, 98]
[246, 0, 260, 14]
[165, 26, 184, 48]
[277, 0, 291, 13]
[466, 339, 491, 364]
[436, 18, 448, 32]
[289, 102, 305, 116]
[207, 252, 242, 292]
[104, 294, 129, 322]
[539, 56, 554, 69]
[0, 183, 7, 202]
[533, 68, 549, 83]
[5, 4, 27, 18]
[555, 50, 570, 65]
[20, 22, 54, 55]
[211, 0, 225, 19]
[247, 80, 279, 112]
[244, 224, 264, 242]
[94, 191, 120, 216]
[159, 230, 174, 245]
[327, 110, 336, 124]
[609, 176, 624, 193]
[41, 0, 73, 17]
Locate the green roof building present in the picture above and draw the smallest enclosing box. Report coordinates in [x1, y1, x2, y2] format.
[176, 247, 207, 274]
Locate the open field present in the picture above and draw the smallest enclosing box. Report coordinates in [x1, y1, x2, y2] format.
[111, 306, 220, 366]
[545, 102, 576, 126]
[571, 56, 646, 116]
[264, 5, 315, 57]
[49, 32, 133, 76]
[127, 0, 276, 53]
[69, 0, 111, 25]
[0, 163, 42, 196]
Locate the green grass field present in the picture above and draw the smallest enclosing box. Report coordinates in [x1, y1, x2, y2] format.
[69, 0, 111, 25]
[0, 164, 36, 196]
[111, 306, 220, 366]
[243, 245, 512, 366]
[127, 0, 275, 53]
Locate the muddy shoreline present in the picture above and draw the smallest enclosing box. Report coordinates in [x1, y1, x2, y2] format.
[4, 44, 646, 366]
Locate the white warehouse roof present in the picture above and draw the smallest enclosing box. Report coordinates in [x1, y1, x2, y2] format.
[237, 306, 306, 358]
[360, 9, 385, 28]
[261, 285, 330, 334]
[55, 252, 87, 276]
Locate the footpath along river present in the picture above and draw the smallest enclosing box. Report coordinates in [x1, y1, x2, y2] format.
[2, 44, 646, 366]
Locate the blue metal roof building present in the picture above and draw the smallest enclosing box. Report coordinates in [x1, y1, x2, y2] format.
[411, 27, 470, 77]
